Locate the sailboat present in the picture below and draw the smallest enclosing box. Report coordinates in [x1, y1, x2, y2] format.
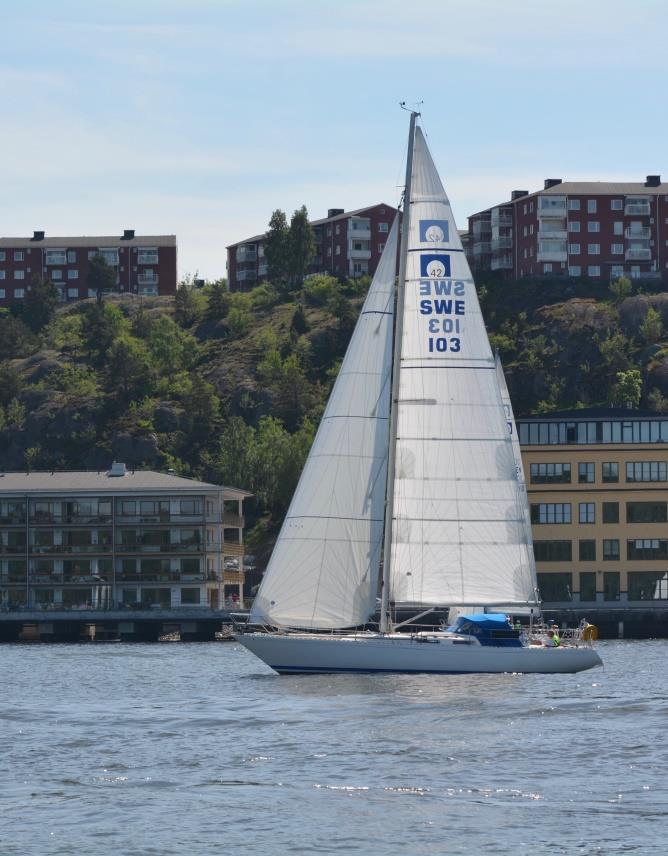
[236, 112, 602, 674]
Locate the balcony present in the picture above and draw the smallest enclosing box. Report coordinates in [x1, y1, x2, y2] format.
[137, 252, 159, 264]
[349, 248, 372, 260]
[491, 209, 513, 227]
[236, 270, 257, 282]
[349, 218, 371, 240]
[236, 246, 257, 263]
[625, 201, 651, 216]
[625, 248, 652, 261]
[472, 220, 492, 238]
[625, 226, 651, 239]
[472, 241, 491, 255]
[138, 274, 159, 285]
[538, 196, 567, 214]
[490, 256, 513, 270]
[222, 512, 245, 527]
[491, 236, 512, 251]
[257, 263, 268, 276]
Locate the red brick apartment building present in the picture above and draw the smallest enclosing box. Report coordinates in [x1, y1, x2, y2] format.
[0, 230, 177, 306]
[467, 176, 668, 283]
[226, 204, 396, 290]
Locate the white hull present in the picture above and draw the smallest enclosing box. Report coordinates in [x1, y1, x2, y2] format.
[236, 632, 602, 675]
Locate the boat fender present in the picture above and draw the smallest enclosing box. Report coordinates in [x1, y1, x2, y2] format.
[582, 623, 598, 642]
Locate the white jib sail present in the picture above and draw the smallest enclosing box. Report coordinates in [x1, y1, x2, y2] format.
[389, 126, 537, 607]
[250, 217, 399, 628]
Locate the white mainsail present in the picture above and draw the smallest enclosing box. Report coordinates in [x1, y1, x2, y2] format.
[250, 217, 399, 628]
[388, 127, 537, 608]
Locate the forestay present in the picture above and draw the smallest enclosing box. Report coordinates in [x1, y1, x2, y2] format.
[250, 217, 399, 628]
[388, 127, 537, 608]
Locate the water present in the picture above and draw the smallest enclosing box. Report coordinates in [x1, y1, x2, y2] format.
[0, 641, 665, 855]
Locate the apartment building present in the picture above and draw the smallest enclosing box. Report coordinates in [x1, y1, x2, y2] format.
[519, 408, 668, 613]
[0, 230, 177, 306]
[226, 204, 396, 290]
[0, 464, 251, 612]
[468, 176, 668, 283]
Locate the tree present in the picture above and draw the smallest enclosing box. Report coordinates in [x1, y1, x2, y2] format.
[609, 275, 632, 305]
[147, 315, 197, 377]
[86, 253, 117, 302]
[648, 388, 668, 412]
[80, 302, 129, 364]
[264, 209, 290, 284]
[0, 314, 39, 359]
[22, 277, 59, 332]
[182, 374, 220, 442]
[610, 369, 642, 408]
[174, 281, 204, 327]
[287, 205, 315, 287]
[640, 307, 663, 344]
[205, 279, 230, 319]
[290, 304, 309, 336]
[106, 334, 155, 399]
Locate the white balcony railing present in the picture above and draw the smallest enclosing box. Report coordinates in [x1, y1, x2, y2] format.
[137, 252, 159, 265]
[236, 247, 257, 263]
[138, 274, 159, 285]
[491, 236, 513, 250]
[625, 201, 651, 216]
[473, 242, 491, 255]
[539, 229, 567, 240]
[625, 248, 652, 261]
[349, 249, 372, 260]
[236, 270, 257, 281]
[625, 227, 651, 239]
[538, 196, 567, 213]
[490, 256, 513, 270]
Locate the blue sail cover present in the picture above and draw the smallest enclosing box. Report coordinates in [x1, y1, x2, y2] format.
[448, 613, 522, 646]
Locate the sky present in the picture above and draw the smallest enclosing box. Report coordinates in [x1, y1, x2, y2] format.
[2, 0, 667, 280]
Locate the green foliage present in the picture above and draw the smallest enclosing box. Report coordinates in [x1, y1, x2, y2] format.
[303, 274, 340, 306]
[80, 303, 130, 363]
[147, 315, 198, 377]
[21, 277, 60, 332]
[226, 306, 253, 337]
[599, 332, 632, 373]
[610, 369, 642, 408]
[0, 363, 23, 407]
[640, 307, 663, 344]
[203, 279, 230, 320]
[257, 346, 317, 429]
[24, 446, 41, 472]
[648, 388, 668, 412]
[106, 334, 155, 399]
[264, 209, 290, 284]
[609, 275, 632, 305]
[5, 398, 26, 429]
[250, 282, 280, 310]
[290, 304, 309, 335]
[182, 374, 220, 440]
[45, 313, 85, 354]
[51, 364, 100, 398]
[287, 205, 316, 287]
[174, 280, 205, 327]
[86, 253, 117, 301]
[0, 314, 40, 359]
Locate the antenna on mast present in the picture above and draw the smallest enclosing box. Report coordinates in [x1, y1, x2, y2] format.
[399, 100, 423, 116]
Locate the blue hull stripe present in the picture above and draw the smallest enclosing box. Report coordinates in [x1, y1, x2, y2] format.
[270, 665, 509, 675]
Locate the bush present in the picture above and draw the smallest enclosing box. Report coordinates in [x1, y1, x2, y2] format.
[303, 274, 340, 306]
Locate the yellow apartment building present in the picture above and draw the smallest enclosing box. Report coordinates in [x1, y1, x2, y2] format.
[518, 409, 668, 631]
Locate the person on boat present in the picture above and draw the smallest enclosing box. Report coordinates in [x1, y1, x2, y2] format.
[544, 629, 557, 647]
[550, 622, 561, 646]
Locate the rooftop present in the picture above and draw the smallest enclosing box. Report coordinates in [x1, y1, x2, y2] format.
[0, 468, 252, 497]
[518, 408, 664, 421]
[0, 235, 177, 249]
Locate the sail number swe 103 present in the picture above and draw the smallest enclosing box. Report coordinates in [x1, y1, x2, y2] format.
[419, 279, 465, 353]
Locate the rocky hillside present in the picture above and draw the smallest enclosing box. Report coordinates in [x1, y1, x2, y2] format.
[1, 272, 667, 555]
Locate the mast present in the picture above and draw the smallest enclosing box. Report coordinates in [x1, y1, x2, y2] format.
[379, 109, 418, 633]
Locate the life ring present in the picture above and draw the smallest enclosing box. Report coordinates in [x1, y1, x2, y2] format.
[581, 623, 598, 641]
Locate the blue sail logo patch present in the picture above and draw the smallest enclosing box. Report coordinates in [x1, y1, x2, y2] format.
[420, 254, 451, 278]
[419, 220, 449, 243]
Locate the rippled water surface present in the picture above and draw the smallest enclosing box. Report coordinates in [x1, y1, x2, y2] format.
[1, 640, 666, 855]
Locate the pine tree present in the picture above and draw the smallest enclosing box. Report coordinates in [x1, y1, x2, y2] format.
[264, 209, 290, 285]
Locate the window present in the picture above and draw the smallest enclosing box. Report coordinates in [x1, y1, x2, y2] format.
[611, 243, 624, 255]
[180, 499, 201, 515]
[14, 288, 24, 298]
[378, 222, 389, 233]
[627, 539, 668, 560]
[88, 250, 98, 260]
[580, 572, 597, 601]
[530, 463, 571, 484]
[68, 270, 78, 280]
[537, 572, 572, 601]
[587, 221, 600, 232]
[533, 541, 572, 562]
[543, 263, 552, 273]
[0, 271, 5, 279]
[67, 288, 78, 298]
[602, 462, 618, 483]
[327, 247, 332, 257]
[14, 270, 25, 280]
[587, 200, 597, 213]
[0, 289, 4, 298]
[378, 243, 385, 253]
[579, 502, 595, 524]
[335, 246, 341, 255]
[611, 199, 623, 210]
[14, 250, 24, 261]
[603, 571, 620, 601]
[579, 540, 596, 561]
[119, 500, 136, 516]
[626, 461, 667, 482]
[569, 244, 581, 255]
[335, 225, 340, 235]
[626, 501, 667, 523]
[67, 250, 76, 263]
[588, 266, 601, 277]
[603, 539, 620, 561]
[0, 251, 5, 261]
[578, 462, 595, 483]
[602, 502, 619, 523]
[568, 221, 580, 232]
[588, 244, 600, 255]
[51, 269, 62, 280]
[45, 250, 66, 265]
[100, 249, 119, 265]
[569, 265, 581, 276]
[530, 503, 571, 524]
[628, 571, 668, 600]
[180, 588, 200, 605]
[568, 199, 580, 211]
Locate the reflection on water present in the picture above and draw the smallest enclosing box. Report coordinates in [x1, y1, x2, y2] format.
[0, 640, 664, 856]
